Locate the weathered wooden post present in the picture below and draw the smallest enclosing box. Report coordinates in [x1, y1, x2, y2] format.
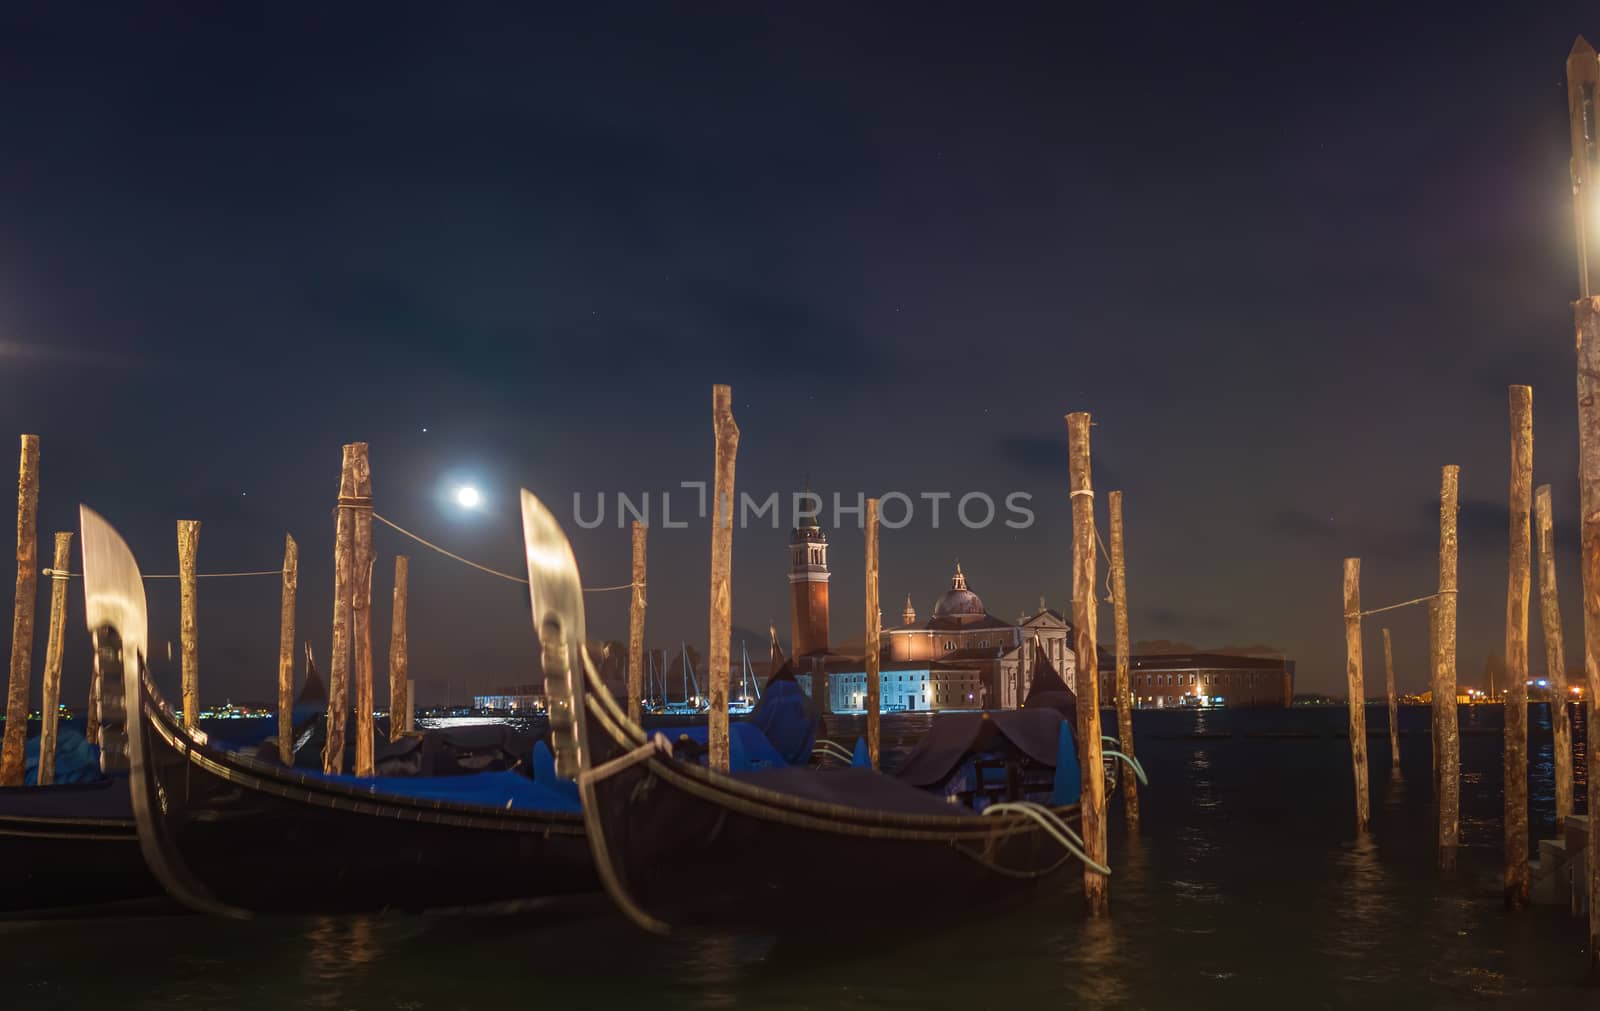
[1, 434, 39, 786]
[1570, 294, 1600, 970]
[1108, 490, 1139, 830]
[706, 385, 739, 772]
[36, 532, 71, 785]
[1534, 485, 1574, 830]
[388, 555, 409, 739]
[1381, 628, 1399, 772]
[276, 534, 298, 765]
[1065, 412, 1108, 915]
[1504, 385, 1533, 908]
[628, 521, 647, 725]
[353, 555, 375, 776]
[1428, 600, 1440, 789]
[1564, 42, 1600, 969]
[1342, 558, 1370, 835]
[864, 497, 881, 770]
[178, 519, 201, 728]
[324, 443, 364, 775]
[1436, 465, 1461, 871]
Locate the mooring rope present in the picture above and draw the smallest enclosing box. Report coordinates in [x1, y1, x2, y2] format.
[41, 568, 282, 580]
[982, 801, 1111, 875]
[371, 511, 634, 593]
[43, 513, 636, 594]
[1349, 588, 1457, 619]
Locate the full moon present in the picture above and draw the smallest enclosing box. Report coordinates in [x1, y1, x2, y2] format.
[455, 486, 481, 508]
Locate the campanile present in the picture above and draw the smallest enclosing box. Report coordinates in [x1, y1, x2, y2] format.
[788, 511, 830, 656]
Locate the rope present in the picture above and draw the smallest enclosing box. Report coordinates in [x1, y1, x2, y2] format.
[1103, 748, 1149, 786]
[983, 801, 1111, 875]
[1349, 589, 1455, 618]
[371, 512, 634, 593]
[41, 568, 282, 580]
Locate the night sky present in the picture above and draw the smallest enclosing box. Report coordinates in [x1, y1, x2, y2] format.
[0, 4, 1595, 706]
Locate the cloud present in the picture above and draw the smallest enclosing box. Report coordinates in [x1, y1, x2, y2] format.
[1267, 507, 1340, 543]
[996, 432, 1121, 488]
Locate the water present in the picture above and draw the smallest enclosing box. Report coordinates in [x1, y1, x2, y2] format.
[3, 705, 1597, 1009]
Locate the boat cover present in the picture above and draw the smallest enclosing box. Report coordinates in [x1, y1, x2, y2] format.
[747, 660, 820, 765]
[24, 726, 103, 785]
[890, 707, 1071, 788]
[311, 768, 582, 814]
[372, 724, 540, 777]
[662, 723, 791, 770]
[732, 766, 975, 816]
[0, 776, 130, 817]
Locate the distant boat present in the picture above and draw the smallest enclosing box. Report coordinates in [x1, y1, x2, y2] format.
[652, 642, 707, 716]
[727, 642, 761, 715]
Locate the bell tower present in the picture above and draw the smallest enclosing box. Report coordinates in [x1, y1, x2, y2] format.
[788, 509, 830, 657]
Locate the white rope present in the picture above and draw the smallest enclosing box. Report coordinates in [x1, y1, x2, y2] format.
[811, 740, 856, 764]
[1069, 489, 1094, 499]
[983, 801, 1111, 875]
[372, 512, 634, 593]
[1351, 590, 1454, 618]
[41, 568, 282, 580]
[1103, 748, 1149, 786]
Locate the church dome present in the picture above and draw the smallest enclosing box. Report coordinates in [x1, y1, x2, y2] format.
[932, 563, 985, 621]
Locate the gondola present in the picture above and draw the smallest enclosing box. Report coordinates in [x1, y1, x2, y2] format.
[519, 488, 1108, 935]
[79, 505, 596, 917]
[0, 633, 329, 915]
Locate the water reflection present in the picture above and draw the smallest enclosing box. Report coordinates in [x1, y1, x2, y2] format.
[302, 916, 382, 1008]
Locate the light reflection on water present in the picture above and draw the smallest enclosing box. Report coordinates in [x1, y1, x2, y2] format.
[3, 705, 1598, 1010]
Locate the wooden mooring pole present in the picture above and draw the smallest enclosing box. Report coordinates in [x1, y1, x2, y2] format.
[1342, 558, 1370, 835]
[1533, 484, 1574, 830]
[628, 521, 646, 725]
[36, 532, 71, 785]
[1504, 385, 1533, 908]
[707, 385, 739, 773]
[1, 434, 39, 786]
[1065, 412, 1107, 915]
[1570, 295, 1600, 970]
[351, 444, 375, 777]
[277, 534, 298, 765]
[1428, 600, 1440, 790]
[388, 555, 410, 739]
[865, 498, 881, 770]
[1382, 628, 1399, 772]
[178, 520, 201, 728]
[324, 443, 363, 775]
[1436, 465, 1461, 871]
[1108, 490, 1139, 830]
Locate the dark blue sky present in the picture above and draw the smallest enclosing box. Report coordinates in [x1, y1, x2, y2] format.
[0, 3, 1594, 704]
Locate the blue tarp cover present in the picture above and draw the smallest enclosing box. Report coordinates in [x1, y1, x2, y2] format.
[310, 768, 582, 814]
[747, 678, 819, 766]
[24, 726, 103, 785]
[661, 723, 790, 770]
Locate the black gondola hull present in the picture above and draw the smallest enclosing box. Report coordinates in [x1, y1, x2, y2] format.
[133, 684, 596, 916]
[580, 736, 1082, 933]
[0, 780, 158, 912]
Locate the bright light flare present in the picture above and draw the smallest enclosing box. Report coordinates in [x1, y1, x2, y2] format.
[456, 486, 482, 509]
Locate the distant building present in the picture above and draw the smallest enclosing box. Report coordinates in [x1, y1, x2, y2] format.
[1099, 653, 1294, 709]
[473, 684, 545, 711]
[789, 511, 831, 657]
[786, 522, 1075, 709]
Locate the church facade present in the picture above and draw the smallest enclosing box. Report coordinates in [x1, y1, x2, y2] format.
[786, 512, 1076, 712]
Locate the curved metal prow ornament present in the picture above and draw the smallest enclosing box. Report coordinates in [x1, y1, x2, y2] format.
[519, 489, 590, 781]
[79, 506, 148, 776]
[80, 505, 239, 917]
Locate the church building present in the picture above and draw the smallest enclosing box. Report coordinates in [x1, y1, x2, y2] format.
[784, 509, 1076, 712]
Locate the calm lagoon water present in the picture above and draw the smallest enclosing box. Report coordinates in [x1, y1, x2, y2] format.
[3, 704, 1596, 1010]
